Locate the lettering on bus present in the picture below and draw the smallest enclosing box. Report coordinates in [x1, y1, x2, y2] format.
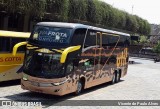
[39, 31, 68, 38]
[37, 31, 68, 43]
[0, 57, 21, 62]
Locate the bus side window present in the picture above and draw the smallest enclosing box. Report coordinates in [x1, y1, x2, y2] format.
[84, 30, 96, 48]
[71, 29, 86, 46]
[108, 36, 119, 49]
[82, 59, 94, 71]
[0, 37, 10, 52]
[116, 35, 130, 47]
[124, 37, 130, 47]
[102, 35, 109, 47]
[0, 37, 26, 52]
[66, 62, 74, 75]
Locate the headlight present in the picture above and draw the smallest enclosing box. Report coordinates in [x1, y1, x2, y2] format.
[52, 78, 69, 86]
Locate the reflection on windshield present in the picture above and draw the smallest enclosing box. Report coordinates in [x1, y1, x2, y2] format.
[23, 51, 65, 78]
[30, 26, 72, 46]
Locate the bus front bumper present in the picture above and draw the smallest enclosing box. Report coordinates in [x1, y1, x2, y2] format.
[21, 79, 67, 96]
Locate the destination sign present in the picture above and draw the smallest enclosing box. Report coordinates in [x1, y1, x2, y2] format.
[33, 26, 72, 44]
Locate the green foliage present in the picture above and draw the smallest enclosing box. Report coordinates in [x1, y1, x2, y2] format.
[0, 0, 151, 35]
[116, 11, 126, 29]
[68, 0, 87, 21]
[153, 41, 160, 54]
[107, 7, 119, 27]
[94, 0, 103, 24]
[99, 2, 110, 26]
[30, 0, 46, 17]
[61, 0, 69, 21]
[139, 35, 148, 44]
[0, 0, 46, 17]
[47, 0, 69, 21]
[125, 14, 139, 33]
[86, 0, 97, 23]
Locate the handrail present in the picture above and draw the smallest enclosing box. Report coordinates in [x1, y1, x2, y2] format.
[60, 45, 81, 63]
[12, 41, 28, 56]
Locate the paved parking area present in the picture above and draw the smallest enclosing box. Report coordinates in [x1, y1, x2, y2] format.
[0, 57, 160, 109]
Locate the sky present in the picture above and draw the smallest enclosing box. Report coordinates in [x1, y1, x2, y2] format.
[101, 0, 160, 24]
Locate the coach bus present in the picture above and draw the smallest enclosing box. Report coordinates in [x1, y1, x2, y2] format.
[0, 30, 30, 82]
[12, 22, 130, 96]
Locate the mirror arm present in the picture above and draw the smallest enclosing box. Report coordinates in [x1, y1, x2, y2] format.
[60, 45, 81, 63]
[12, 41, 28, 56]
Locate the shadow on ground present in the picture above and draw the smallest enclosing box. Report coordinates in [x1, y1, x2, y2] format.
[4, 80, 124, 107]
[0, 80, 20, 87]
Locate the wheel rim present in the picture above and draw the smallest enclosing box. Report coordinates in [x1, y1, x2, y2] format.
[112, 74, 115, 83]
[116, 73, 120, 82]
[77, 82, 82, 93]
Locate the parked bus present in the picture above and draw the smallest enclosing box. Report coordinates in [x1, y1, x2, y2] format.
[0, 30, 30, 82]
[13, 22, 130, 96]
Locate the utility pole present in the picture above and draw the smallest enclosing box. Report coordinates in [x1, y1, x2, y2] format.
[132, 5, 134, 15]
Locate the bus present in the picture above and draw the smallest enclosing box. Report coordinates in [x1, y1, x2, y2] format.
[13, 22, 130, 96]
[0, 30, 30, 82]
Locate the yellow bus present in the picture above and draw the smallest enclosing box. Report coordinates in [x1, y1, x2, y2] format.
[0, 30, 30, 82]
[13, 22, 130, 96]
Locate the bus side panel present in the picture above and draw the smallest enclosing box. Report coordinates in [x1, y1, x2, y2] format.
[0, 53, 24, 82]
[116, 47, 129, 77]
[79, 47, 129, 89]
[80, 47, 113, 89]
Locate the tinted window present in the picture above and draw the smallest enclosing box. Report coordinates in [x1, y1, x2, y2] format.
[117, 35, 130, 47]
[0, 37, 26, 52]
[84, 30, 97, 47]
[30, 26, 73, 46]
[71, 28, 86, 46]
[23, 51, 65, 78]
[102, 35, 119, 46]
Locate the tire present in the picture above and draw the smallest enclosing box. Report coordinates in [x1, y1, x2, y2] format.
[116, 71, 120, 83]
[75, 80, 83, 95]
[111, 73, 116, 84]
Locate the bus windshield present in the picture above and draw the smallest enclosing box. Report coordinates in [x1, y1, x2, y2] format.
[29, 26, 73, 47]
[23, 51, 65, 78]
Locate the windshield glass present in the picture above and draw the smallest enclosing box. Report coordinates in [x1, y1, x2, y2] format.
[23, 50, 65, 78]
[29, 26, 73, 46]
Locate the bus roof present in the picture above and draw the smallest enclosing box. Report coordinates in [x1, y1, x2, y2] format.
[0, 30, 30, 38]
[37, 22, 130, 36]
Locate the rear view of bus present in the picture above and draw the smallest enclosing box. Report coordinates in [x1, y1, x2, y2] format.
[14, 22, 130, 96]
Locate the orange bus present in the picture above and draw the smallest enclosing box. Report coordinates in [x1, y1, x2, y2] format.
[13, 22, 130, 95]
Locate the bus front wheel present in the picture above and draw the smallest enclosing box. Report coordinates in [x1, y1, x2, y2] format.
[111, 73, 116, 84]
[75, 80, 83, 95]
[115, 71, 121, 83]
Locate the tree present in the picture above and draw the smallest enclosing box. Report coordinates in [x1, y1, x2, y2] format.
[116, 11, 126, 29]
[46, 0, 69, 21]
[139, 35, 148, 44]
[68, 0, 87, 21]
[86, 0, 97, 23]
[0, 0, 46, 17]
[100, 2, 110, 26]
[153, 41, 160, 55]
[0, 0, 151, 35]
